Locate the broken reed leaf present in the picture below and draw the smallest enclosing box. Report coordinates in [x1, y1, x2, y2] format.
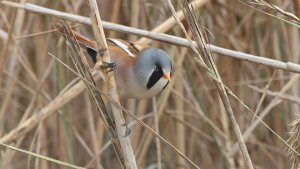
[59, 22, 121, 137]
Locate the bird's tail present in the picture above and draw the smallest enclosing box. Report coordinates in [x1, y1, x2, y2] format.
[55, 25, 98, 63]
[55, 25, 97, 49]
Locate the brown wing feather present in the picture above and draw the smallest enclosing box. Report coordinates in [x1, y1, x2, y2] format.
[108, 39, 140, 56]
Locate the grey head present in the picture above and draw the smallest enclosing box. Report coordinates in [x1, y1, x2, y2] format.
[135, 48, 172, 90]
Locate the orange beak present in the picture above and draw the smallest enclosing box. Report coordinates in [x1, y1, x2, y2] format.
[163, 72, 171, 81]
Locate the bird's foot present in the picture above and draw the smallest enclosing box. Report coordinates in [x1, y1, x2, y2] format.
[121, 122, 131, 137]
[101, 62, 116, 72]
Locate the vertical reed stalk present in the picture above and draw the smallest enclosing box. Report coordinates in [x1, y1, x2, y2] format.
[87, 1, 137, 168]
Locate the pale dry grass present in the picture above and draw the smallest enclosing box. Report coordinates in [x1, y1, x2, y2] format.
[0, 0, 300, 169]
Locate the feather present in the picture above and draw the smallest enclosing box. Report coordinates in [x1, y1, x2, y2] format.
[107, 38, 136, 57]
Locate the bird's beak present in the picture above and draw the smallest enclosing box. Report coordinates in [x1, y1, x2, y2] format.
[163, 72, 171, 81]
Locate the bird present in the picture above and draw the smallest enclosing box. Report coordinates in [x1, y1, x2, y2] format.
[60, 29, 173, 99]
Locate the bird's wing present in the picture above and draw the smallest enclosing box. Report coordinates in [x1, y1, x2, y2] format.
[107, 38, 147, 58]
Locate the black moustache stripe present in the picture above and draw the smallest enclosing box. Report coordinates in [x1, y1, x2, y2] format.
[147, 67, 163, 89]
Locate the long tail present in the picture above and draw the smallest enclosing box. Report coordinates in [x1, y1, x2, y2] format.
[56, 25, 98, 63]
[56, 25, 97, 48]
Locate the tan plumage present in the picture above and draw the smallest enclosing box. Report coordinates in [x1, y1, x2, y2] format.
[58, 28, 172, 99]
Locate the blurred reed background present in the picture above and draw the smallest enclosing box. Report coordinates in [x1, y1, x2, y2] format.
[0, 0, 300, 169]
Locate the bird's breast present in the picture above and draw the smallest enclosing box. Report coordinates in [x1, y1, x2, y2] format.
[108, 47, 168, 99]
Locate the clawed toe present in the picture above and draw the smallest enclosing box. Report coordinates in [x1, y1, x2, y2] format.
[101, 62, 116, 72]
[122, 122, 131, 137]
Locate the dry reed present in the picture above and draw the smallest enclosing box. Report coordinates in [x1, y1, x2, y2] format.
[0, 0, 300, 169]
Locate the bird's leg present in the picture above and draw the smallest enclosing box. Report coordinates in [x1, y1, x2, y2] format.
[101, 62, 116, 72]
[121, 122, 131, 137]
[109, 106, 130, 137]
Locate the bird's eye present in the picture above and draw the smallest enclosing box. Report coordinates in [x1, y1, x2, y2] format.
[154, 65, 159, 71]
